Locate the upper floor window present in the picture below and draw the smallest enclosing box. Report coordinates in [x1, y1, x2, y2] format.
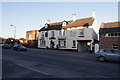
[80, 29, 84, 36]
[62, 21, 67, 26]
[83, 23, 89, 28]
[51, 31, 54, 37]
[45, 32, 48, 37]
[58, 30, 66, 36]
[45, 24, 48, 28]
[63, 30, 66, 36]
[59, 30, 62, 36]
[105, 33, 120, 37]
[41, 32, 44, 37]
[28, 34, 32, 39]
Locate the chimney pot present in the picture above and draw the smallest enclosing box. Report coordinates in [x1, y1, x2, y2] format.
[45, 19, 50, 24]
[72, 14, 77, 21]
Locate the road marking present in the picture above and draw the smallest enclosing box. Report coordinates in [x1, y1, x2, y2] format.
[16, 63, 50, 75]
[16, 63, 111, 78]
[2, 58, 113, 78]
[2, 58, 50, 76]
[16, 62, 111, 78]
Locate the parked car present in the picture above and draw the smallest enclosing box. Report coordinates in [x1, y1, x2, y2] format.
[95, 49, 120, 62]
[1, 43, 11, 49]
[13, 44, 27, 51]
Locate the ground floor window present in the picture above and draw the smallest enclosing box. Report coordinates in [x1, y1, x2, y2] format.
[40, 40, 45, 46]
[112, 44, 118, 49]
[73, 40, 76, 46]
[58, 40, 66, 47]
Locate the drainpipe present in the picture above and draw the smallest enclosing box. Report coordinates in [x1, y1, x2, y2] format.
[90, 39, 94, 52]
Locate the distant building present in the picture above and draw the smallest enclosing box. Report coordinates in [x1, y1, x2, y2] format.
[4, 37, 20, 46]
[18, 38, 27, 44]
[99, 21, 120, 49]
[0, 37, 5, 44]
[38, 11, 98, 52]
[26, 30, 39, 48]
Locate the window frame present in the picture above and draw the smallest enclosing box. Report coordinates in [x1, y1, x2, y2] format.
[58, 30, 62, 36]
[58, 30, 66, 36]
[51, 31, 55, 37]
[41, 32, 44, 37]
[40, 39, 46, 46]
[105, 33, 120, 37]
[62, 22, 67, 26]
[73, 40, 76, 47]
[63, 30, 66, 36]
[28, 34, 32, 39]
[79, 29, 84, 36]
[112, 44, 118, 49]
[58, 40, 66, 47]
[45, 24, 48, 28]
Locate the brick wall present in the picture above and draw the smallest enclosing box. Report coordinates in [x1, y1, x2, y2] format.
[99, 34, 120, 49]
[26, 30, 38, 41]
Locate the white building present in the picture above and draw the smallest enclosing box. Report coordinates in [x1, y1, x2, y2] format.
[38, 11, 98, 52]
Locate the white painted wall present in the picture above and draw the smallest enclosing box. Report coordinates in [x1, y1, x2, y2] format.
[38, 30, 59, 48]
[38, 27, 98, 50]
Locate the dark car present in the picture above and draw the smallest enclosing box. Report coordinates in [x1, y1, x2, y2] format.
[1, 44, 11, 49]
[13, 45, 27, 51]
[95, 49, 120, 62]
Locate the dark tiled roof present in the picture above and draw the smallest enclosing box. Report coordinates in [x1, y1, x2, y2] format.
[63, 17, 94, 28]
[99, 27, 120, 34]
[39, 24, 62, 31]
[39, 17, 94, 31]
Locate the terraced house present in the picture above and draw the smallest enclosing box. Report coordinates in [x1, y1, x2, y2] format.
[99, 21, 120, 49]
[38, 11, 98, 52]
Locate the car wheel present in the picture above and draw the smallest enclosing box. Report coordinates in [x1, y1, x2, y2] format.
[98, 56, 105, 62]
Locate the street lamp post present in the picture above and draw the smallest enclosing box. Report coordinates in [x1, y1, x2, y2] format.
[10, 25, 16, 39]
[10, 25, 16, 45]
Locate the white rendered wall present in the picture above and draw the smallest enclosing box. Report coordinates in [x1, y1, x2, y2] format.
[38, 27, 98, 50]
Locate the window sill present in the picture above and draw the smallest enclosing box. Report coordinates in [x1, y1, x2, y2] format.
[49, 37, 56, 39]
[59, 46, 66, 48]
[78, 36, 84, 37]
[72, 46, 76, 48]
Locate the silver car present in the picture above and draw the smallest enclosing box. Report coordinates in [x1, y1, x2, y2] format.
[95, 49, 120, 62]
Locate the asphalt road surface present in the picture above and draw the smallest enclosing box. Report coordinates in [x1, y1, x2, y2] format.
[2, 48, 120, 78]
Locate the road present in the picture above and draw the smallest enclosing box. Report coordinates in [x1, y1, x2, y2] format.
[2, 48, 120, 78]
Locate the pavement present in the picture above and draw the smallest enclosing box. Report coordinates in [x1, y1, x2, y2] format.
[32, 48, 96, 58]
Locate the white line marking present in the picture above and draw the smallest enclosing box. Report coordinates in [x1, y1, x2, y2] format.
[3, 58, 50, 76]
[3, 58, 112, 78]
[15, 63, 50, 75]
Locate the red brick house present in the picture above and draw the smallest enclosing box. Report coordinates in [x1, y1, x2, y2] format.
[99, 21, 120, 49]
[26, 30, 38, 48]
[18, 38, 27, 44]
